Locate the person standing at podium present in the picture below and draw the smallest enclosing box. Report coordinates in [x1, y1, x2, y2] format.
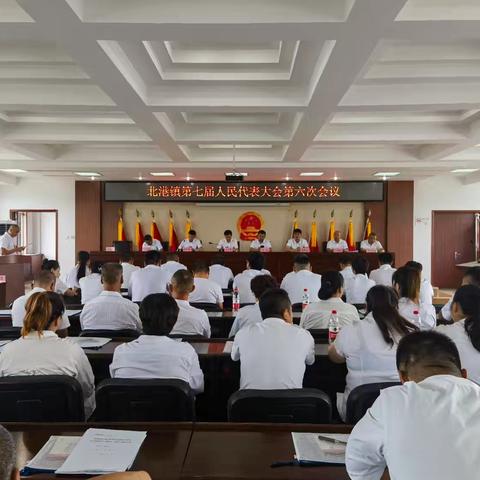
[0, 224, 25, 255]
[178, 230, 203, 251]
[142, 234, 163, 252]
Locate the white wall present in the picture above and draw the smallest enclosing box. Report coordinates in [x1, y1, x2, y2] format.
[414, 175, 480, 279]
[0, 177, 76, 272]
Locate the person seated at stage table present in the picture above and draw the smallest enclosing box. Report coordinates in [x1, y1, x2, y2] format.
[217, 229, 239, 252]
[0, 291, 95, 419]
[344, 256, 375, 304]
[209, 255, 234, 289]
[169, 269, 211, 338]
[0, 224, 25, 256]
[65, 250, 91, 289]
[369, 252, 396, 286]
[119, 252, 140, 290]
[110, 293, 204, 394]
[405, 260, 434, 305]
[160, 252, 187, 281]
[0, 424, 152, 480]
[42, 258, 77, 296]
[285, 228, 309, 252]
[300, 271, 359, 330]
[178, 229, 203, 252]
[393, 266, 436, 330]
[249, 229, 272, 252]
[326, 230, 349, 253]
[80, 263, 141, 332]
[189, 260, 223, 309]
[346, 331, 480, 480]
[329, 285, 418, 421]
[339, 255, 355, 282]
[79, 261, 103, 305]
[231, 288, 315, 389]
[233, 252, 271, 304]
[280, 254, 322, 305]
[12, 270, 70, 336]
[229, 275, 278, 337]
[129, 251, 169, 302]
[360, 232, 384, 253]
[141, 234, 163, 252]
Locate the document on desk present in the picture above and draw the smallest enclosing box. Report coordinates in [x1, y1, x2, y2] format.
[0, 309, 12, 315]
[223, 341, 233, 354]
[55, 428, 147, 475]
[67, 337, 112, 349]
[66, 309, 82, 316]
[291, 432, 349, 465]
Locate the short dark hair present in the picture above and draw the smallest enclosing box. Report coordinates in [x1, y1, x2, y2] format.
[0, 425, 15, 480]
[405, 260, 423, 272]
[250, 275, 278, 300]
[293, 228, 302, 234]
[139, 293, 179, 335]
[42, 258, 60, 271]
[35, 270, 55, 288]
[119, 252, 132, 263]
[258, 229, 266, 235]
[211, 255, 225, 266]
[145, 250, 160, 265]
[396, 331, 462, 374]
[192, 260, 209, 274]
[294, 254, 310, 268]
[224, 229, 233, 236]
[101, 263, 122, 285]
[463, 267, 480, 287]
[318, 271, 344, 300]
[91, 261, 103, 275]
[453, 285, 480, 353]
[352, 256, 369, 275]
[144, 234, 152, 242]
[247, 252, 265, 271]
[188, 229, 196, 236]
[378, 252, 393, 265]
[171, 269, 194, 294]
[338, 255, 352, 266]
[259, 288, 291, 320]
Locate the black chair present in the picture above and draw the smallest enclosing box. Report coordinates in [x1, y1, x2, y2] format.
[346, 382, 401, 424]
[291, 303, 303, 312]
[94, 379, 195, 421]
[228, 388, 332, 423]
[0, 327, 21, 339]
[168, 334, 206, 340]
[189, 302, 222, 312]
[352, 303, 367, 311]
[80, 329, 140, 338]
[307, 328, 329, 341]
[0, 375, 84, 421]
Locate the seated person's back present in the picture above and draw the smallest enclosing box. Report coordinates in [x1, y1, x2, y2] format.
[79, 262, 103, 304]
[110, 293, 204, 393]
[130, 251, 169, 302]
[233, 252, 270, 304]
[188, 260, 223, 308]
[209, 257, 234, 289]
[344, 256, 375, 304]
[405, 260, 434, 305]
[120, 253, 140, 289]
[231, 288, 315, 389]
[161, 253, 187, 281]
[369, 252, 396, 286]
[80, 263, 141, 331]
[300, 271, 359, 330]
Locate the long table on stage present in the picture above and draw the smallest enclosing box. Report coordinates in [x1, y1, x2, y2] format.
[90, 251, 390, 280]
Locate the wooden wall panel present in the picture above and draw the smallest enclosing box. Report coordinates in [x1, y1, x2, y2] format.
[101, 183, 123, 250]
[386, 181, 414, 267]
[75, 181, 101, 253]
[365, 200, 387, 247]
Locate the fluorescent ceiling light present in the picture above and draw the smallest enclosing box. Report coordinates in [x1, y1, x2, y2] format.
[0, 168, 27, 173]
[300, 172, 324, 177]
[451, 168, 479, 173]
[225, 172, 248, 176]
[74, 172, 101, 177]
[374, 172, 400, 177]
[149, 172, 175, 177]
[198, 144, 272, 149]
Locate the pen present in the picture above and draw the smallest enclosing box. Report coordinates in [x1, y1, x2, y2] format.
[317, 435, 348, 445]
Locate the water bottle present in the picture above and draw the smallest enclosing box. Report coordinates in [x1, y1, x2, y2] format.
[302, 288, 310, 311]
[413, 309, 420, 329]
[232, 287, 240, 313]
[328, 310, 340, 344]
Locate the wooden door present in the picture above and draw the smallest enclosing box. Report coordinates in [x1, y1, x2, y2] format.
[432, 211, 477, 288]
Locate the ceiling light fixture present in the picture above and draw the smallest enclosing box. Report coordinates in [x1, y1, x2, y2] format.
[373, 172, 400, 177]
[451, 168, 479, 173]
[0, 168, 27, 173]
[75, 172, 101, 177]
[149, 172, 175, 177]
[333, 174, 338, 181]
[300, 172, 324, 177]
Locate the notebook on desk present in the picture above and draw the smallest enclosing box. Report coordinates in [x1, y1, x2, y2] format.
[291, 432, 349, 466]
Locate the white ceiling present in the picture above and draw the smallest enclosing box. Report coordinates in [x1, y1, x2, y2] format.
[1, 0, 480, 184]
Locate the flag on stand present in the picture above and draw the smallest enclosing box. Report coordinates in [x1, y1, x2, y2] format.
[292, 210, 299, 235]
[363, 209, 372, 239]
[168, 210, 179, 252]
[150, 210, 162, 243]
[117, 209, 126, 241]
[309, 209, 319, 252]
[135, 210, 144, 251]
[185, 210, 192, 239]
[346, 210, 355, 251]
[328, 209, 335, 241]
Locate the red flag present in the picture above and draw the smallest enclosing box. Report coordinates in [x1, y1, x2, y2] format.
[151, 211, 162, 242]
[168, 210, 179, 252]
[135, 210, 144, 251]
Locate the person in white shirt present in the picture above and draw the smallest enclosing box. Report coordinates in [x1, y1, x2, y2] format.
[130, 251, 170, 302]
[178, 229, 203, 252]
[249, 230, 272, 252]
[217, 229, 239, 252]
[209, 255, 234, 289]
[280, 254, 322, 305]
[229, 275, 278, 337]
[346, 330, 480, 480]
[232, 288, 315, 389]
[393, 266, 436, 330]
[405, 260, 434, 305]
[359, 232, 384, 253]
[369, 252, 396, 286]
[300, 271, 359, 330]
[344, 256, 375, 304]
[233, 252, 270, 304]
[285, 228, 309, 252]
[188, 261, 223, 308]
[326, 230, 349, 253]
[65, 251, 91, 289]
[0, 224, 25, 256]
[119, 253, 140, 290]
[329, 285, 418, 421]
[436, 285, 480, 385]
[110, 293, 204, 393]
[161, 252, 187, 281]
[79, 262, 103, 305]
[11, 270, 70, 335]
[0, 291, 95, 419]
[80, 263, 141, 332]
[338, 255, 355, 283]
[42, 258, 77, 297]
[169, 269, 211, 338]
[141, 234, 163, 252]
